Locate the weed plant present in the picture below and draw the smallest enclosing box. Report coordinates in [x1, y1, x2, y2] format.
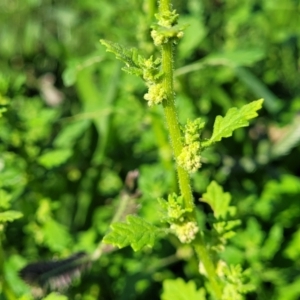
[0, 0, 300, 299]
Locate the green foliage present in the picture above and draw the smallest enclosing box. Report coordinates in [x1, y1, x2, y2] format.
[43, 293, 68, 300]
[101, 39, 165, 106]
[161, 278, 206, 300]
[103, 215, 161, 251]
[202, 181, 235, 219]
[158, 193, 190, 222]
[38, 149, 73, 169]
[100, 40, 144, 77]
[202, 99, 264, 147]
[0, 0, 299, 299]
[0, 210, 23, 223]
[42, 219, 72, 252]
[201, 181, 240, 254]
[285, 228, 300, 261]
[218, 264, 255, 300]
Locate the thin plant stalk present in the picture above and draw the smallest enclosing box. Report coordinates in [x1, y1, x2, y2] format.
[158, 0, 223, 298]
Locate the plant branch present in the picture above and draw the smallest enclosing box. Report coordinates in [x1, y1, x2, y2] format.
[193, 235, 223, 299]
[158, 0, 223, 298]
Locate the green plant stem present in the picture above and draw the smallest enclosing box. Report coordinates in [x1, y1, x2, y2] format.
[158, 0, 223, 298]
[193, 235, 223, 299]
[160, 32, 193, 211]
[147, 0, 156, 20]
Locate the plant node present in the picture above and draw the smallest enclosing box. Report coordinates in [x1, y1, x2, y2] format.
[177, 118, 205, 173]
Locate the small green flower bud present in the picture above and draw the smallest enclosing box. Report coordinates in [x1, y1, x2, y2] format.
[177, 118, 205, 173]
[177, 142, 201, 173]
[171, 221, 199, 243]
[151, 30, 165, 46]
[144, 83, 166, 106]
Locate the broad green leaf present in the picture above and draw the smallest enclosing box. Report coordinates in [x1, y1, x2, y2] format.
[203, 99, 263, 147]
[201, 181, 234, 219]
[4, 254, 31, 296]
[53, 119, 90, 148]
[103, 215, 159, 251]
[43, 219, 72, 252]
[0, 210, 23, 222]
[161, 278, 206, 300]
[38, 148, 73, 169]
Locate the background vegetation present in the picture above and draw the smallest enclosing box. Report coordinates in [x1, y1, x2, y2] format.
[0, 0, 299, 299]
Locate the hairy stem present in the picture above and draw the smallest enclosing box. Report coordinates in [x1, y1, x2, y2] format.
[193, 235, 223, 299]
[160, 15, 193, 211]
[158, 0, 223, 297]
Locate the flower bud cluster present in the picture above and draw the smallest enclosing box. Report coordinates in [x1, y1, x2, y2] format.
[139, 56, 166, 106]
[178, 118, 205, 173]
[159, 194, 199, 244]
[171, 221, 199, 244]
[151, 10, 184, 46]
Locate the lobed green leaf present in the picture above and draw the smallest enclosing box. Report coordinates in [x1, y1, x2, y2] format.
[201, 181, 234, 219]
[203, 99, 263, 147]
[161, 278, 206, 300]
[103, 215, 160, 251]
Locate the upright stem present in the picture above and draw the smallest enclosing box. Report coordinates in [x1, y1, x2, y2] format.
[158, 0, 223, 298]
[159, 0, 170, 11]
[160, 21, 193, 211]
[194, 235, 223, 299]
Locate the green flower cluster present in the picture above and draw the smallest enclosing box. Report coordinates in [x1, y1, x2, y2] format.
[151, 10, 185, 46]
[178, 118, 205, 173]
[158, 194, 198, 244]
[170, 221, 199, 244]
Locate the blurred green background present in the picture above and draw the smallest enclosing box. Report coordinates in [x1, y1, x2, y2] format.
[0, 0, 300, 299]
